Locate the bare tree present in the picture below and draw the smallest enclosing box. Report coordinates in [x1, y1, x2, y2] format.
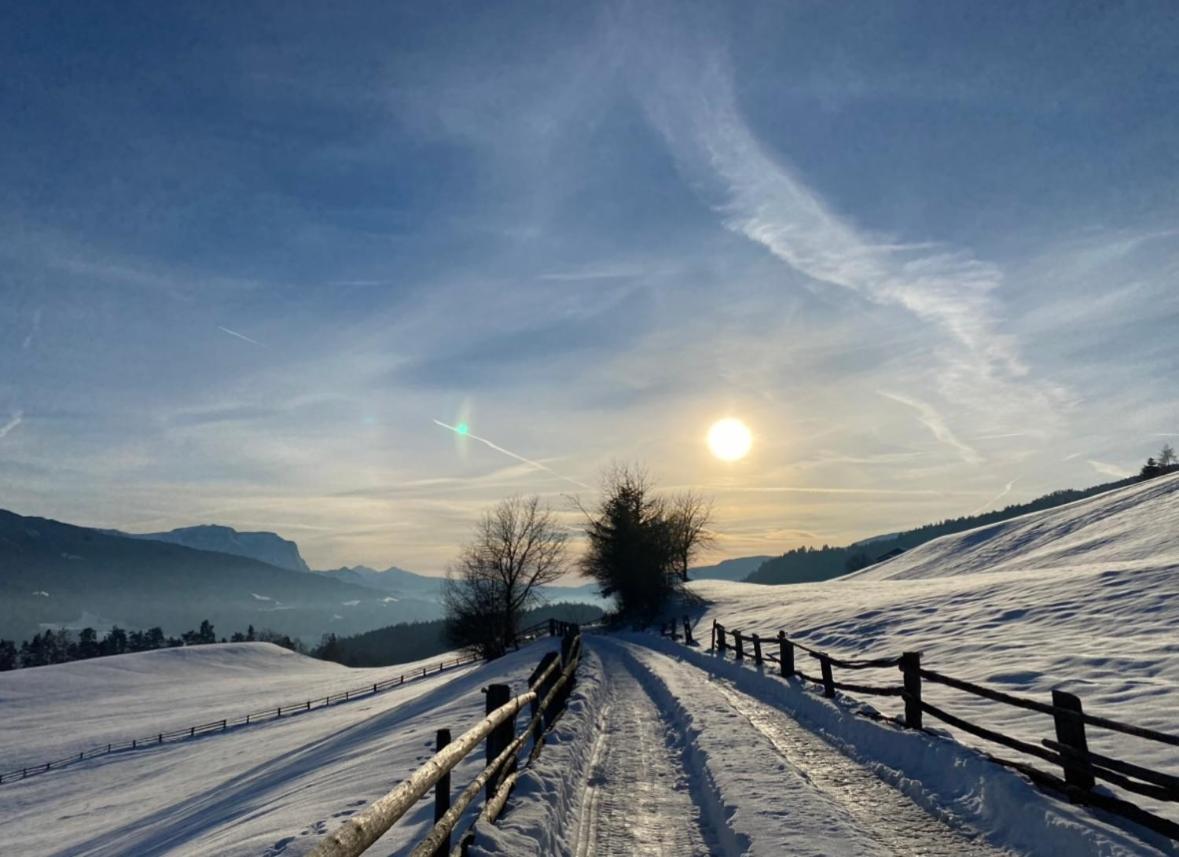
[443, 496, 568, 659]
[667, 490, 714, 582]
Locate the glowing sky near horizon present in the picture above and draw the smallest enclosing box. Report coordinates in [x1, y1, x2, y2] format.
[1, 3, 1177, 572]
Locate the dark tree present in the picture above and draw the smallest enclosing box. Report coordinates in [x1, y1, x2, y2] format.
[76, 627, 100, 660]
[103, 626, 128, 656]
[579, 465, 684, 621]
[444, 495, 568, 659]
[0, 639, 17, 671]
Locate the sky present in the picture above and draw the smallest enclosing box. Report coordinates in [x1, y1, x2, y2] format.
[2, 2, 1178, 574]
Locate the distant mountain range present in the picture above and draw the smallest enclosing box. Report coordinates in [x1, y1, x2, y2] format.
[112, 524, 311, 572]
[0, 510, 607, 644]
[687, 556, 773, 582]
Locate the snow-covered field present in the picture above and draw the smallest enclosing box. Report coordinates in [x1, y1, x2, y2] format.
[0, 642, 470, 773]
[688, 472, 1179, 825]
[0, 642, 556, 856]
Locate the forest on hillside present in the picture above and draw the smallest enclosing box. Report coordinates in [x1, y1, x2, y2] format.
[747, 462, 1176, 585]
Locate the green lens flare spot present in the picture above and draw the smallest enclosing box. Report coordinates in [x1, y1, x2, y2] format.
[455, 422, 469, 435]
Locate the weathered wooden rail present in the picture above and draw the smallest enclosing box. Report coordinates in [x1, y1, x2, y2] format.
[309, 626, 583, 857]
[0, 649, 483, 786]
[693, 619, 1179, 841]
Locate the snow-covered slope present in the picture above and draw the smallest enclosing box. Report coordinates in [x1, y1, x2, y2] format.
[0, 641, 559, 856]
[851, 472, 1179, 580]
[688, 474, 1179, 826]
[0, 642, 466, 772]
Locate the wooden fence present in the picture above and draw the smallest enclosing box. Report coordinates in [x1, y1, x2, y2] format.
[0, 649, 485, 786]
[689, 619, 1179, 842]
[308, 626, 584, 857]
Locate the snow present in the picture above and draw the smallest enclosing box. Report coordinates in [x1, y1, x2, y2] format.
[0, 643, 468, 774]
[687, 473, 1179, 829]
[0, 641, 561, 856]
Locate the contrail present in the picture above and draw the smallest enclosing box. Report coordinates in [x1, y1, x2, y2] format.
[971, 479, 1016, 515]
[0, 410, 22, 439]
[433, 419, 591, 489]
[218, 326, 263, 346]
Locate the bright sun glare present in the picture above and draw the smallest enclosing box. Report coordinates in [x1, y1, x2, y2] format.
[707, 418, 752, 462]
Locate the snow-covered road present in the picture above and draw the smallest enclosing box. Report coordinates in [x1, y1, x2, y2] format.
[569, 637, 1008, 857]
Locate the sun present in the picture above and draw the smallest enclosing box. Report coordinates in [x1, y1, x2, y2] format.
[707, 418, 752, 462]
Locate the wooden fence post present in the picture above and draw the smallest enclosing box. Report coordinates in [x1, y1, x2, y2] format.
[1052, 689, 1095, 790]
[734, 630, 745, 660]
[433, 728, 452, 857]
[820, 655, 835, 698]
[900, 652, 922, 729]
[530, 651, 561, 730]
[485, 684, 511, 802]
[777, 631, 794, 677]
[682, 617, 693, 645]
[716, 623, 726, 655]
[752, 633, 763, 665]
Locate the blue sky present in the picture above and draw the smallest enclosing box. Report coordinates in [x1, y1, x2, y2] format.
[2, 2, 1178, 572]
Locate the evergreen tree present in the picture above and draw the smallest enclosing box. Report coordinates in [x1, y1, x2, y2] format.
[0, 639, 17, 670]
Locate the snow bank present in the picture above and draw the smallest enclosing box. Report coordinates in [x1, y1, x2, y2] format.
[469, 647, 609, 856]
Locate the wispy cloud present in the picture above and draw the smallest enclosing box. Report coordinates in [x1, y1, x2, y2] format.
[0, 410, 23, 439]
[22, 309, 41, 350]
[630, 27, 1069, 437]
[218, 326, 264, 347]
[879, 391, 982, 465]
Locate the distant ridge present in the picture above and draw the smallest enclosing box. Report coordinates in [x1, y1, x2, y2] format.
[124, 524, 311, 572]
[746, 473, 1146, 585]
[0, 509, 442, 642]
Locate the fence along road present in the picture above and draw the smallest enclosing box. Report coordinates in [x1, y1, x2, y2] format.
[696, 617, 1179, 842]
[308, 623, 584, 857]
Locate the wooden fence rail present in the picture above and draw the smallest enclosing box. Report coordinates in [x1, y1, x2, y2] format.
[309, 628, 583, 857]
[695, 619, 1179, 842]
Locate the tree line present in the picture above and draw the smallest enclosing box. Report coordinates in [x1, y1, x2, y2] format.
[0, 621, 302, 670]
[312, 602, 604, 668]
[751, 441, 1179, 585]
[444, 464, 713, 659]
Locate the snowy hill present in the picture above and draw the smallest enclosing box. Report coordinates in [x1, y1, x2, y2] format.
[126, 525, 311, 573]
[850, 471, 1179, 580]
[688, 473, 1179, 828]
